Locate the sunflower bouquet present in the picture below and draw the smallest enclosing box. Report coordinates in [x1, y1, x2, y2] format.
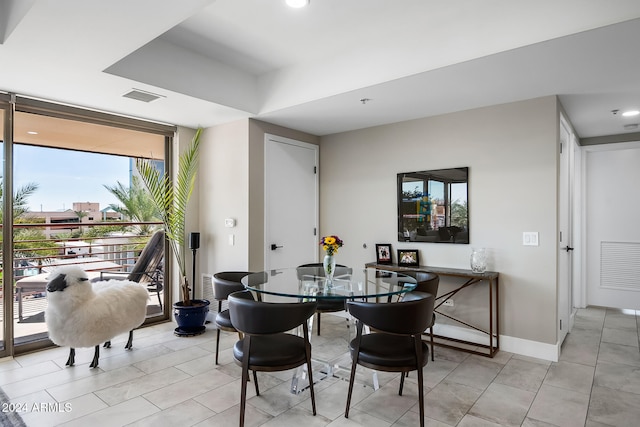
[320, 235, 344, 256]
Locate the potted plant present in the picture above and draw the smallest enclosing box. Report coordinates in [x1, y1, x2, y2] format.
[136, 127, 209, 336]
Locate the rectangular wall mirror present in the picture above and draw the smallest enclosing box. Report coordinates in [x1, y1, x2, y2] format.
[397, 167, 469, 244]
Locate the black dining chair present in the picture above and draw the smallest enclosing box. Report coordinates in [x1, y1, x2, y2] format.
[345, 292, 435, 427]
[212, 271, 252, 365]
[296, 263, 353, 335]
[228, 290, 318, 427]
[402, 271, 439, 361]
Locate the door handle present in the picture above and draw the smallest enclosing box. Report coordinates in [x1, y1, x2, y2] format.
[563, 246, 574, 252]
[270, 244, 283, 251]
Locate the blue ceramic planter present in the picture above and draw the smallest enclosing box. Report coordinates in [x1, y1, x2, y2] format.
[173, 299, 210, 336]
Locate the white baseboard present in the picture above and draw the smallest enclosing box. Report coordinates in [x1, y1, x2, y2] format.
[433, 324, 559, 362]
[500, 335, 559, 362]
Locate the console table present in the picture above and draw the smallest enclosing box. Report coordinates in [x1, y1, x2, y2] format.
[365, 262, 500, 357]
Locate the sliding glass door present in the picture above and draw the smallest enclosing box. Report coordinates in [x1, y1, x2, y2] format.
[1, 94, 175, 356]
[0, 97, 7, 357]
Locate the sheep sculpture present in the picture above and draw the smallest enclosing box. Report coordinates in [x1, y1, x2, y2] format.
[45, 266, 149, 368]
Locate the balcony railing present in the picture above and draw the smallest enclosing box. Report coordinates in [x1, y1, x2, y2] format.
[1, 221, 166, 343]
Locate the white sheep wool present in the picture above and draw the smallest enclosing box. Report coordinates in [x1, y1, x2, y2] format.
[45, 266, 149, 348]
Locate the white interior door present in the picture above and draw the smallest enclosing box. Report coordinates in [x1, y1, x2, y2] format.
[585, 142, 640, 309]
[264, 134, 318, 270]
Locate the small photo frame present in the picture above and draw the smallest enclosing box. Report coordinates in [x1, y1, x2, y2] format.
[375, 243, 393, 264]
[397, 249, 420, 267]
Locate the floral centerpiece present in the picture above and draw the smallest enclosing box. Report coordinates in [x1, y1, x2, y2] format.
[320, 235, 343, 256]
[320, 235, 344, 281]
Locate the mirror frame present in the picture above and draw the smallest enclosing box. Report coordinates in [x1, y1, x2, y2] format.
[397, 167, 469, 244]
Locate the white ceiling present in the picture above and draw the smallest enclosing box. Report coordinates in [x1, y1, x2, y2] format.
[2, 0, 640, 139]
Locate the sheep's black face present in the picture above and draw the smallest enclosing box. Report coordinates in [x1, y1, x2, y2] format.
[47, 271, 90, 292]
[47, 274, 68, 292]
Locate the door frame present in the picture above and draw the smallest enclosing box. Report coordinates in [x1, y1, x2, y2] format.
[263, 133, 319, 270]
[558, 115, 575, 345]
[579, 140, 640, 309]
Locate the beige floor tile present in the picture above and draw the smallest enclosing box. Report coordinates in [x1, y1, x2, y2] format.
[543, 360, 594, 395]
[493, 357, 549, 392]
[56, 396, 159, 427]
[126, 398, 215, 427]
[527, 383, 589, 427]
[468, 382, 535, 426]
[587, 385, 640, 426]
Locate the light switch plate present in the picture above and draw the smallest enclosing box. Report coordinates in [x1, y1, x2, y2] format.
[523, 232, 539, 246]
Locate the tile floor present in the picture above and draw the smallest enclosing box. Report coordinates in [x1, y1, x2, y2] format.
[1, 306, 639, 426]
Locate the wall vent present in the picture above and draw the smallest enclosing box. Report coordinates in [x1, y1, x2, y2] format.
[122, 89, 164, 103]
[600, 241, 640, 291]
[202, 273, 216, 322]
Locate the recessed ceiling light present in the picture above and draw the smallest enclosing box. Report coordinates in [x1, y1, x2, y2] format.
[27, 131, 38, 135]
[286, 0, 309, 8]
[622, 110, 640, 117]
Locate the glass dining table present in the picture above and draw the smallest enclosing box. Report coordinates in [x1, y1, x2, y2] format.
[241, 265, 418, 393]
[241, 265, 417, 302]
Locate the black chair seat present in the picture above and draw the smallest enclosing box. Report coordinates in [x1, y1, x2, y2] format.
[349, 334, 429, 368]
[215, 310, 234, 330]
[233, 334, 308, 368]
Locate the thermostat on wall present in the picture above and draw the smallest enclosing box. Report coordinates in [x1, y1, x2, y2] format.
[224, 218, 236, 228]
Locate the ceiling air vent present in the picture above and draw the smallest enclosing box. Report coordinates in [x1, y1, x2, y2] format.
[122, 89, 164, 103]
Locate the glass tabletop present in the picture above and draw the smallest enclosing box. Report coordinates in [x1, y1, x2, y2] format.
[241, 266, 417, 301]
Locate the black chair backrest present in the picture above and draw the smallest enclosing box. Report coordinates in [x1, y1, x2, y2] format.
[213, 271, 251, 301]
[128, 230, 164, 283]
[296, 263, 352, 280]
[406, 271, 439, 296]
[229, 290, 317, 335]
[347, 291, 434, 335]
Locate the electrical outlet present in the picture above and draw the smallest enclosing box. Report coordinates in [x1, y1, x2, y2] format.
[443, 299, 454, 307]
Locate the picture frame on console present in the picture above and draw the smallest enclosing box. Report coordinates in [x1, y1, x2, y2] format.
[397, 249, 420, 267]
[375, 243, 393, 264]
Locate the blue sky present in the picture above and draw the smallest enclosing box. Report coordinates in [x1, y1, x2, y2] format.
[13, 145, 132, 212]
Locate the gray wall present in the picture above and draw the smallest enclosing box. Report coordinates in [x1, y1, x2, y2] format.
[319, 96, 560, 352]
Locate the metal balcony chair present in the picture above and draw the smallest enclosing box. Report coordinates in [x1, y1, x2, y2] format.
[94, 229, 165, 309]
[228, 290, 317, 427]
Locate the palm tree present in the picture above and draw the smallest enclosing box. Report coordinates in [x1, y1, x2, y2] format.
[0, 178, 39, 223]
[104, 175, 161, 235]
[136, 128, 202, 305]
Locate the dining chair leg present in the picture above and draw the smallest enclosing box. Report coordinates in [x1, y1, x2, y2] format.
[415, 337, 425, 427]
[253, 370, 259, 395]
[305, 347, 316, 415]
[316, 313, 321, 336]
[399, 371, 405, 395]
[239, 339, 251, 427]
[430, 326, 435, 361]
[345, 323, 363, 419]
[240, 364, 249, 427]
[344, 356, 358, 418]
[215, 329, 221, 365]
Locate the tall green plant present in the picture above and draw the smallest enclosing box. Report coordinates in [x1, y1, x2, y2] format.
[135, 128, 202, 305]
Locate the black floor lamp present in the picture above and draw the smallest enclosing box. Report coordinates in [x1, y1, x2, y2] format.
[189, 232, 200, 301]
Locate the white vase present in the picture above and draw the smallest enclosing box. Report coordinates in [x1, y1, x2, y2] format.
[323, 254, 336, 283]
[470, 248, 487, 273]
